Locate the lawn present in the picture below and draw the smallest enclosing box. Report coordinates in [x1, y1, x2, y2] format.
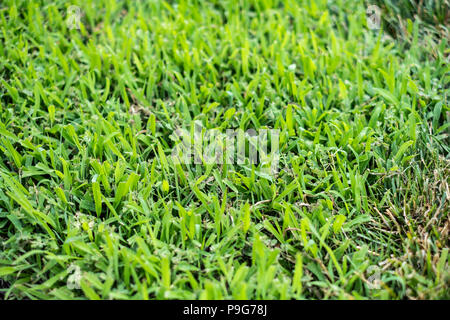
[0, 0, 448, 300]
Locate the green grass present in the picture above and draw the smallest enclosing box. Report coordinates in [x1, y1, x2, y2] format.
[0, 0, 448, 300]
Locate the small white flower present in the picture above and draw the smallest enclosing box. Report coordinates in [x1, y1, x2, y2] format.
[67, 264, 82, 290]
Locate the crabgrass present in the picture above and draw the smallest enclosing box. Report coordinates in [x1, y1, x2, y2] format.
[0, 0, 449, 300]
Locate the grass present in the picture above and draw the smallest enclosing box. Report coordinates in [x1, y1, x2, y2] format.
[0, 0, 448, 300]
